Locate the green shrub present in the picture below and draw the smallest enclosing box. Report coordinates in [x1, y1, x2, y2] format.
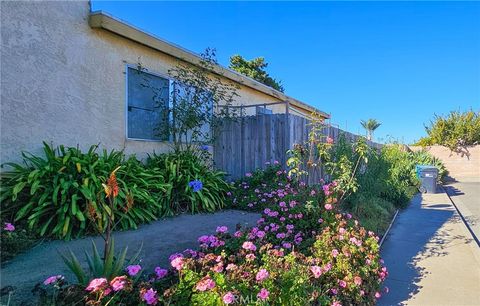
[0, 143, 166, 239]
[415, 110, 480, 150]
[409, 150, 448, 181]
[146, 148, 230, 214]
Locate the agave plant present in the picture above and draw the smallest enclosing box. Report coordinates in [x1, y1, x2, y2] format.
[61, 239, 142, 285]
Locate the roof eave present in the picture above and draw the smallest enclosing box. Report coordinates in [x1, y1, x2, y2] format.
[88, 11, 330, 119]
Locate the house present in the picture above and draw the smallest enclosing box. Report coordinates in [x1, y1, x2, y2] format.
[0, 1, 329, 165]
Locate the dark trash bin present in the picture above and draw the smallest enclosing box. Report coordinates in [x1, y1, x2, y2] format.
[416, 165, 438, 194]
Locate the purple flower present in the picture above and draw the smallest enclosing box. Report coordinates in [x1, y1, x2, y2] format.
[188, 180, 203, 192]
[3, 223, 15, 232]
[43, 275, 63, 285]
[216, 226, 228, 233]
[200, 145, 209, 151]
[126, 264, 141, 276]
[155, 267, 168, 279]
[245, 172, 252, 177]
[142, 288, 158, 305]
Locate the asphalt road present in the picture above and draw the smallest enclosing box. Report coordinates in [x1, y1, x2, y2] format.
[444, 181, 480, 243]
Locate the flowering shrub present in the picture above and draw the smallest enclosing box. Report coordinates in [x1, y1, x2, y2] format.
[38, 164, 387, 305]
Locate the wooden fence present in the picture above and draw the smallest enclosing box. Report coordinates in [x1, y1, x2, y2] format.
[214, 113, 382, 180]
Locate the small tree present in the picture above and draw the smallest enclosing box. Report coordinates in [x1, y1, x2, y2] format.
[361, 119, 381, 141]
[166, 48, 240, 151]
[229, 55, 284, 92]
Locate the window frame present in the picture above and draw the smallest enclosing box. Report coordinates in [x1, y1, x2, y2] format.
[125, 64, 174, 142]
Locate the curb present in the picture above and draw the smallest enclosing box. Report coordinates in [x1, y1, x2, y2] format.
[442, 185, 480, 248]
[379, 209, 399, 248]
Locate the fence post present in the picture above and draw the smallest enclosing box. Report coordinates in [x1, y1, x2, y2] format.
[284, 101, 290, 166]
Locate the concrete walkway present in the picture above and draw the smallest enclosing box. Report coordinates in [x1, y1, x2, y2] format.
[0, 210, 259, 305]
[379, 189, 480, 306]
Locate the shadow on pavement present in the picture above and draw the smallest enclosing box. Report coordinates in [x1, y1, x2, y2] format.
[378, 193, 472, 305]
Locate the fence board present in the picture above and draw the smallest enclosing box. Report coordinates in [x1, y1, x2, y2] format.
[214, 113, 382, 180]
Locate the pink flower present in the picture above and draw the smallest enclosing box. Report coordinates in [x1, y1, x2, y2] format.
[354, 276, 362, 286]
[246, 253, 256, 260]
[323, 184, 332, 196]
[126, 264, 141, 276]
[171, 257, 184, 271]
[3, 223, 15, 232]
[216, 226, 228, 233]
[155, 267, 168, 279]
[332, 249, 339, 257]
[196, 276, 216, 291]
[318, 218, 324, 223]
[43, 275, 63, 285]
[226, 263, 237, 271]
[110, 276, 127, 291]
[234, 231, 242, 238]
[242, 241, 257, 251]
[325, 204, 333, 210]
[310, 190, 316, 196]
[223, 291, 235, 304]
[375, 292, 382, 299]
[338, 280, 347, 288]
[257, 288, 269, 300]
[142, 288, 158, 305]
[326, 136, 334, 144]
[331, 302, 341, 306]
[85, 278, 107, 292]
[310, 266, 322, 278]
[256, 269, 269, 282]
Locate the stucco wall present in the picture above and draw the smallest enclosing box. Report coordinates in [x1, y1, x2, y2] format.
[409, 145, 480, 180]
[0, 1, 288, 164]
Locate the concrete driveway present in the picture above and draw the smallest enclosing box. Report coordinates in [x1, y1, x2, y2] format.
[444, 180, 480, 243]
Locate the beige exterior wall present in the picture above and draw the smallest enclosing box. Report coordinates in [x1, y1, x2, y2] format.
[0, 1, 296, 164]
[410, 145, 480, 180]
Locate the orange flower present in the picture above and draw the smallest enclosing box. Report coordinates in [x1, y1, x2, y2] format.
[103, 166, 121, 198]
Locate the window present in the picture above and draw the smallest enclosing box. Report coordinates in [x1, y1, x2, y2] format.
[126, 66, 213, 143]
[127, 67, 171, 141]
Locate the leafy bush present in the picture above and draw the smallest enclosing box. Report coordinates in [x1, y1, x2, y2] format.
[0, 143, 227, 240]
[415, 110, 480, 150]
[146, 148, 230, 214]
[0, 143, 166, 240]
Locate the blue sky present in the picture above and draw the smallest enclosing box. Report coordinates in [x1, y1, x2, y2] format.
[92, 1, 480, 144]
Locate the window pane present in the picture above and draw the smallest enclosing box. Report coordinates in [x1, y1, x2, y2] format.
[127, 67, 169, 140]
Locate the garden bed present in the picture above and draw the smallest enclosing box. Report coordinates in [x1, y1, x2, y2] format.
[0, 210, 259, 305]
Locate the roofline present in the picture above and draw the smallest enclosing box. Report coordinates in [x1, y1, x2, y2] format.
[88, 11, 330, 119]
